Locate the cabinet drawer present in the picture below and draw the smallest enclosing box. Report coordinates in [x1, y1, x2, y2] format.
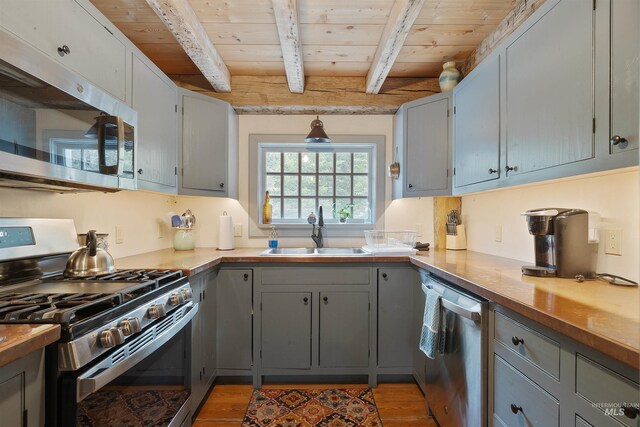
[494, 311, 560, 379]
[261, 267, 370, 285]
[576, 354, 640, 427]
[493, 355, 559, 427]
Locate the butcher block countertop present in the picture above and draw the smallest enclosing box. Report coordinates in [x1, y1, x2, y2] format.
[117, 247, 640, 369]
[0, 324, 60, 368]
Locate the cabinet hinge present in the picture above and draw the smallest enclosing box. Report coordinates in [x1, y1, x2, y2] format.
[175, 166, 178, 175]
[453, 167, 456, 175]
[453, 106, 456, 114]
[592, 0, 596, 10]
[368, 349, 371, 358]
[175, 104, 178, 113]
[181, 168, 184, 176]
[23, 410, 28, 427]
[260, 302, 262, 311]
[260, 349, 262, 359]
[446, 169, 449, 177]
[447, 109, 450, 118]
[592, 118, 596, 133]
[103, 26, 114, 35]
[368, 302, 370, 312]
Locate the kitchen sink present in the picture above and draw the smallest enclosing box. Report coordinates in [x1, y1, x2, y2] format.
[261, 247, 367, 256]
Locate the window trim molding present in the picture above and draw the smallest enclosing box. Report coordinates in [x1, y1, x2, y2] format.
[248, 134, 386, 238]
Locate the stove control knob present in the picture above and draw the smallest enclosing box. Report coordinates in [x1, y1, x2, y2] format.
[180, 288, 193, 300]
[100, 328, 125, 348]
[169, 292, 185, 306]
[121, 318, 142, 336]
[148, 304, 167, 319]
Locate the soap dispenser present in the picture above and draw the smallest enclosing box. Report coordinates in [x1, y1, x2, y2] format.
[268, 226, 278, 248]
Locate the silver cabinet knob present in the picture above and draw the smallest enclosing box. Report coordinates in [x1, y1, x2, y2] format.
[180, 288, 193, 300]
[148, 304, 167, 319]
[121, 318, 142, 336]
[169, 292, 185, 306]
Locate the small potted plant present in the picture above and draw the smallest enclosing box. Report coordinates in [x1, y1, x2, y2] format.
[333, 203, 354, 223]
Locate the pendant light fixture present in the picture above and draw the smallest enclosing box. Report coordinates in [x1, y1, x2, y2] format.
[304, 116, 331, 143]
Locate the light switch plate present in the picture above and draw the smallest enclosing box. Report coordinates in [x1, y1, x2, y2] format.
[234, 224, 242, 237]
[415, 223, 422, 237]
[494, 225, 502, 242]
[604, 229, 622, 255]
[115, 226, 124, 244]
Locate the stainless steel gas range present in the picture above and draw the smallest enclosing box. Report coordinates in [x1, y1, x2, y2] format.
[0, 218, 198, 427]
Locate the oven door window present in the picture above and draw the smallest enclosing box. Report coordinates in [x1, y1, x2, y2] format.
[74, 330, 191, 427]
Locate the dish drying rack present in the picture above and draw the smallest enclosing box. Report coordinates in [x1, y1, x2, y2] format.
[362, 230, 417, 254]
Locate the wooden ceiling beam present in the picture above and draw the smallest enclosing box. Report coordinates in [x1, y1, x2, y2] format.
[170, 75, 440, 114]
[144, 0, 231, 92]
[366, 0, 426, 94]
[272, 0, 305, 93]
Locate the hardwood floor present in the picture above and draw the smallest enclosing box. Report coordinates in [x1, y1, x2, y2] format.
[193, 382, 436, 426]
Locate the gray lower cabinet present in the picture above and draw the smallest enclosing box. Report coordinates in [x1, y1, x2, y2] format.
[131, 53, 177, 193]
[319, 291, 369, 368]
[261, 292, 312, 369]
[179, 89, 238, 199]
[413, 270, 427, 393]
[377, 267, 416, 369]
[393, 92, 452, 199]
[190, 270, 216, 412]
[0, 349, 45, 427]
[216, 269, 253, 372]
[453, 54, 501, 188]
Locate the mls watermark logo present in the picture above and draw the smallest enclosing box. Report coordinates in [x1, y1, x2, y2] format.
[593, 402, 640, 417]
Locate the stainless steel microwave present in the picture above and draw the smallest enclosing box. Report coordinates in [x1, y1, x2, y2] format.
[0, 29, 136, 192]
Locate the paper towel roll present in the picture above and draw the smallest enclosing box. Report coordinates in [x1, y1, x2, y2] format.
[218, 212, 234, 250]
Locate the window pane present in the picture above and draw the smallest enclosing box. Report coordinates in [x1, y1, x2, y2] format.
[266, 175, 281, 196]
[84, 149, 100, 171]
[301, 153, 316, 173]
[283, 175, 299, 196]
[318, 153, 333, 173]
[335, 175, 351, 196]
[353, 175, 368, 197]
[318, 175, 333, 196]
[301, 175, 316, 196]
[283, 152, 299, 173]
[301, 199, 316, 217]
[353, 198, 369, 220]
[318, 198, 334, 213]
[334, 198, 352, 219]
[353, 153, 368, 173]
[271, 198, 282, 219]
[283, 198, 299, 218]
[336, 153, 351, 173]
[266, 152, 281, 173]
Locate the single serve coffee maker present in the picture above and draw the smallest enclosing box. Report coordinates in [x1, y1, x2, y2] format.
[522, 208, 599, 278]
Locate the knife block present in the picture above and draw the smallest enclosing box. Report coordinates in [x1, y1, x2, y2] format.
[446, 224, 467, 250]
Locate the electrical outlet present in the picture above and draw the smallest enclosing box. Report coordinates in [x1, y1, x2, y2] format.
[415, 223, 423, 237]
[234, 223, 242, 237]
[115, 226, 124, 244]
[604, 229, 622, 255]
[494, 225, 502, 242]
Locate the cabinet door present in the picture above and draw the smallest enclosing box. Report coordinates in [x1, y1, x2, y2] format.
[132, 54, 177, 191]
[609, 0, 639, 154]
[0, 0, 127, 100]
[216, 269, 252, 370]
[412, 276, 427, 391]
[0, 349, 45, 427]
[202, 270, 217, 383]
[405, 95, 450, 196]
[504, 0, 594, 176]
[189, 273, 206, 409]
[319, 291, 369, 368]
[261, 292, 312, 369]
[453, 55, 501, 187]
[378, 268, 416, 368]
[181, 92, 229, 194]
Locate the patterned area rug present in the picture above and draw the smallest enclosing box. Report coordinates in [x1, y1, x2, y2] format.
[77, 388, 189, 426]
[242, 388, 383, 427]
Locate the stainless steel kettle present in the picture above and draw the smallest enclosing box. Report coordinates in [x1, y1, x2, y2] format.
[64, 230, 116, 278]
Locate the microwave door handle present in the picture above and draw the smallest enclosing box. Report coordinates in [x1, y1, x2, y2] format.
[98, 116, 121, 175]
[75, 302, 198, 402]
[115, 116, 124, 175]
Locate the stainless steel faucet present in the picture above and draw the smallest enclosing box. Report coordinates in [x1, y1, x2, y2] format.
[308, 206, 324, 248]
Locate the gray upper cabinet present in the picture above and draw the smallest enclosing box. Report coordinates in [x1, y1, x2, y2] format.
[132, 53, 177, 193]
[393, 92, 452, 199]
[319, 291, 369, 368]
[216, 269, 252, 371]
[179, 89, 238, 199]
[453, 55, 501, 188]
[504, 0, 594, 177]
[0, 0, 127, 101]
[608, 0, 639, 155]
[261, 292, 312, 370]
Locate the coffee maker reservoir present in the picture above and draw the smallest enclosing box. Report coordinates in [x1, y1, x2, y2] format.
[522, 209, 599, 278]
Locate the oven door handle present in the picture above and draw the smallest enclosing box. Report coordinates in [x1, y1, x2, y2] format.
[76, 302, 198, 402]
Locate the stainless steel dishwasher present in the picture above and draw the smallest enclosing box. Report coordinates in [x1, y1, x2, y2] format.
[422, 271, 488, 427]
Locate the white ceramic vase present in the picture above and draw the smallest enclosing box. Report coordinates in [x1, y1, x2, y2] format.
[439, 61, 461, 92]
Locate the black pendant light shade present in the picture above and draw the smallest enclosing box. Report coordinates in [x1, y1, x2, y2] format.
[305, 116, 331, 143]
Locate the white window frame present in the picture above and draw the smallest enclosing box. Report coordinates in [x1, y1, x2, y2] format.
[248, 134, 385, 238]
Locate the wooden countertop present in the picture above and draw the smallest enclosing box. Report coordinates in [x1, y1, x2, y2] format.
[0, 324, 60, 367]
[116, 247, 640, 369]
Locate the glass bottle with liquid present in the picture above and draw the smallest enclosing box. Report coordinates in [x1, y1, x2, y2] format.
[262, 191, 272, 224]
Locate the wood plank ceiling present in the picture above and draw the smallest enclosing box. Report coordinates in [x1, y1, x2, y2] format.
[90, 0, 518, 112]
